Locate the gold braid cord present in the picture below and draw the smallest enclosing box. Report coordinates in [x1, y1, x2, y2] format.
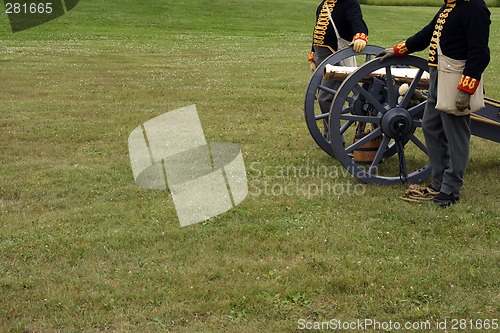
[313, 0, 338, 49]
[401, 184, 439, 203]
[428, 1, 456, 65]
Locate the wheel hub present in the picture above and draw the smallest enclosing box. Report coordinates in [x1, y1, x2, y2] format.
[381, 108, 414, 138]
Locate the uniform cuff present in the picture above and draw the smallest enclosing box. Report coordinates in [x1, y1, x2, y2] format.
[394, 41, 410, 58]
[308, 51, 315, 62]
[457, 75, 480, 94]
[354, 33, 368, 43]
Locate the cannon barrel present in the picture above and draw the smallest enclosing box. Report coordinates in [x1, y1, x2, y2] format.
[323, 64, 430, 87]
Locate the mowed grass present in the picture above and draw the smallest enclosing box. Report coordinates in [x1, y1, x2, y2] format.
[0, 1, 499, 332]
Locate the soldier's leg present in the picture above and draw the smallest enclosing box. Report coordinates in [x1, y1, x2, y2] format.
[440, 112, 471, 199]
[422, 67, 450, 191]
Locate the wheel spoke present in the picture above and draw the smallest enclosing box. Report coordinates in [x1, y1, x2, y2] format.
[341, 106, 354, 114]
[315, 112, 329, 121]
[368, 134, 391, 174]
[352, 84, 386, 115]
[409, 101, 426, 117]
[339, 114, 380, 124]
[409, 133, 428, 154]
[345, 96, 356, 105]
[409, 69, 425, 90]
[339, 120, 355, 135]
[399, 68, 425, 108]
[344, 127, 381, 154]
[318, 84, 337, 96]
[384, 66, 397, 108]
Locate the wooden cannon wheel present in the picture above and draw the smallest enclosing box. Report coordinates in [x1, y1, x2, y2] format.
[328, 55, 433, 184]
[304, 46, 384, 157]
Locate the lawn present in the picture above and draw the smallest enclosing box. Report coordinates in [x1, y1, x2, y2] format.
[0, 1, 499, 332]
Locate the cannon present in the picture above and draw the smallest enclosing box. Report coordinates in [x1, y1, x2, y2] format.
[305, 46, 500, 185]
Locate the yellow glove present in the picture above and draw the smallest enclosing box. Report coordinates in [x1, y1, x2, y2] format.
[351, 33, 368, 53]
[352, 39, 367, 53]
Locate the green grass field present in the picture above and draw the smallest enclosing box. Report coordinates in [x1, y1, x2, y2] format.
[1, 1, 499, 332]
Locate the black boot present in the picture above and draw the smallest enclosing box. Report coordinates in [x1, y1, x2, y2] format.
[432, 192, 459, 207]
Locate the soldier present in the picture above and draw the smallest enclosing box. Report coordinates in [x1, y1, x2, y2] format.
[308, 0, 369, 138]
[378, 0, 491, 207]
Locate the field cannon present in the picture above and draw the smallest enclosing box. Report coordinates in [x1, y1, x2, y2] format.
[304, 46, 500, 185]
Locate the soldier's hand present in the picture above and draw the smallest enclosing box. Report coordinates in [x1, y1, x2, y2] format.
[351, 33, 368, 53]
[308, 51, 316, 72]
[309, 61, 317, 73]
[351, 39, 367, 53]
[456, 90, 471, 112]
[376, 48, 396, 62]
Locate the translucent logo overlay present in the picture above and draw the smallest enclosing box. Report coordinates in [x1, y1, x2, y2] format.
[4, 0, 79, 32]
[128, 105, 248, 227]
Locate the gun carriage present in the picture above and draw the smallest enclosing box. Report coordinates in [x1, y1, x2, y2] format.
[304, 46, 500, 185]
